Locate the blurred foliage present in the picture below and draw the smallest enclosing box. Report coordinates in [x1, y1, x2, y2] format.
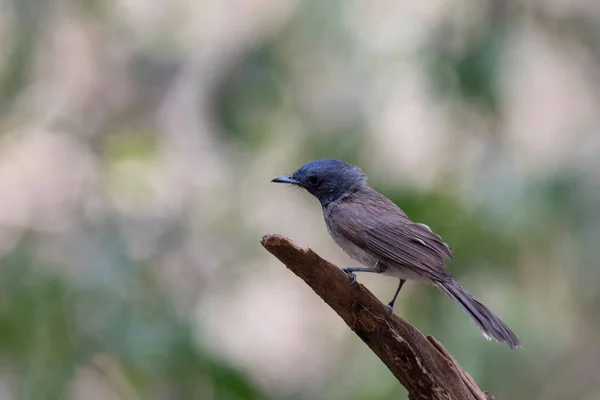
[0, 233, 272, 400]
[1, 0, 600, 398]
[424, 11, 508, 116]
[216, 44, 283, 149]
[0, 0, 51, 118]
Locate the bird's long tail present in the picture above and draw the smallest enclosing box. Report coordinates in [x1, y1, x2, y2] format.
[437, 280, 520, 349]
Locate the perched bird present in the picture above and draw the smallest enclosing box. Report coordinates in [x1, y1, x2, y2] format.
[272, 158, 520, 348]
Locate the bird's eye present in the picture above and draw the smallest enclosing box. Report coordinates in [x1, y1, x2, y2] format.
[307, 175, 319, 185]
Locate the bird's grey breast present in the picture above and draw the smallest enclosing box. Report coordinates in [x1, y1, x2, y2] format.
[322, 203, 379, 268]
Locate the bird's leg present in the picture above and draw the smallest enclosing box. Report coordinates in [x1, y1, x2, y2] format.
[342, 261, 385, 284]
[342, 264, 382, 284]
[386, 279, 406, 312]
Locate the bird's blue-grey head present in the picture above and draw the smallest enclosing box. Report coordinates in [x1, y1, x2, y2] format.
[271, 159, 367, 206]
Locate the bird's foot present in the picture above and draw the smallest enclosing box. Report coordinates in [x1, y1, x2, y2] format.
[385, 302, 395, 313]
[342, 268, 357, 284]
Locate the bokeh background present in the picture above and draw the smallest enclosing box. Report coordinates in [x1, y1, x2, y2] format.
[1, 0, 599, 399]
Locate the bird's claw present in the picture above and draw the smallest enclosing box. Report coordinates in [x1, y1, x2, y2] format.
[386, 303, 394, 313]
[342, 269, 357, 284]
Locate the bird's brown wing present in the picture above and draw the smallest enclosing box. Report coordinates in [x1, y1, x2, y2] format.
[363, 219, 453, 281]
[332, 190, 454, 282]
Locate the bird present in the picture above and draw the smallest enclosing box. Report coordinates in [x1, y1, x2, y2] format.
[271, 158, 520, 349]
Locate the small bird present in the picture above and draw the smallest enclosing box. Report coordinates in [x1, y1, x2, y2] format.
[272, 158, 520, 348]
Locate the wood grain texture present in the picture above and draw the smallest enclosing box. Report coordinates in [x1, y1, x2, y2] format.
[261, 234, 495, 400]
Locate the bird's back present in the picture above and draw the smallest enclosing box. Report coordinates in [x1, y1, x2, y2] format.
[323, 187, 454, 282]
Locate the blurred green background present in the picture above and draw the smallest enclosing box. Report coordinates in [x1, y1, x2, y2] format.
[1, 0, 599, 399]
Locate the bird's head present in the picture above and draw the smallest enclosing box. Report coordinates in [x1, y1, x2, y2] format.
[272, 159, 367, 206]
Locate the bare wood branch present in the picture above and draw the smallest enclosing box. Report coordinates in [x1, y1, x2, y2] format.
[261, 234, 495, 400]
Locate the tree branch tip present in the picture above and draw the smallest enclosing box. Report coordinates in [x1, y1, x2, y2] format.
[261, 233, 302, 250]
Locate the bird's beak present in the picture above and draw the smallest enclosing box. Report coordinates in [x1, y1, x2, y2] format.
[271, 174, 300, 185]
